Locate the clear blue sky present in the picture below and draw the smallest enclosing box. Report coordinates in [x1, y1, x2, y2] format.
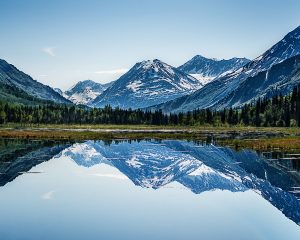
[0, 0, 300, 89]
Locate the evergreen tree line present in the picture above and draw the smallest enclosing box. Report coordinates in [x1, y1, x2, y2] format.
[1, 85, 300, 127]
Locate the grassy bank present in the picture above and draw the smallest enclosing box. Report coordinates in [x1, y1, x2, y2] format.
[219, 137, 300, 151]
[1, 124, 300, 150]
[1, 123, 300, 134]
[0, 128, 207, 141]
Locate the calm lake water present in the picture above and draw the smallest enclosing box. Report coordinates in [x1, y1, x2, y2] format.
[0, 138, 300, 239]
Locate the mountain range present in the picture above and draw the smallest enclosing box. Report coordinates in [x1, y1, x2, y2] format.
[151, 26, 300, 112]
[63, 57, 247, 108]
[1, 25, 300, 112]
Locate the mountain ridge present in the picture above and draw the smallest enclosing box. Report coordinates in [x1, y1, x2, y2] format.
[92, 59, 203, 109]
[151, 25, 300, 112]
[0, 59, 71, 104]
[178, 55, 250, 85]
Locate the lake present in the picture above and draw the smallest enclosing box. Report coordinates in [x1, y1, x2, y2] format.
[0, 138, 300, 239]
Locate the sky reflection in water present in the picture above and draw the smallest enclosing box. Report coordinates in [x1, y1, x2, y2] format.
[0, 139, 300, 240]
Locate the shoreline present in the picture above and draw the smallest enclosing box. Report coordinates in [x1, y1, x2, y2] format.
[1, 125, 300, 150]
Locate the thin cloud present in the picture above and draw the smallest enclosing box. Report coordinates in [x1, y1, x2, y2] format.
[41, 190, 55, 200]
[94, 68, 128, 75]
[42, 47, 56, 57]
[37, 74, 48, 78]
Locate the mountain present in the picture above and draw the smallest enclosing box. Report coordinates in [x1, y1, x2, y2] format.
[178, 55, 250, 85]
[216, 54, 300, 109]
[151, 26, 300, 112]
[0, 81, 52, 105]
[0, 59, 70, 104]
[61, 80, 114, 105]
[92, 59, 203, 109]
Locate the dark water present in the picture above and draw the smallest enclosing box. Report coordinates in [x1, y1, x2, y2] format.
[0, 138, 300, 239]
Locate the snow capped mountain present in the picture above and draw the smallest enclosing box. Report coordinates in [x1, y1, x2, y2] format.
[92, 59, 203, 109]
[64, 80, 113, 105]
[249, 25, 300, 72]
[152, 25, 300, 112]
[216, 54, 300, 109]
[0, 59, 71, 104]
[178, 55, 250, 85]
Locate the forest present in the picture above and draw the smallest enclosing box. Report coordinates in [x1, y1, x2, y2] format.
[1, 85, 300, 127]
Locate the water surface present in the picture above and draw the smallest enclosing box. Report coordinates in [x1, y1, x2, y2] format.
[0, 139, 300, 239]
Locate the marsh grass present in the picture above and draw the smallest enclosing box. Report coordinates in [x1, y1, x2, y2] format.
[1, 124, 300, 150]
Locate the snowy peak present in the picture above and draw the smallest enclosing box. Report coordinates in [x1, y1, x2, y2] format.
[140, 59, 164, 70]
[66, 80, 105, 95]
[248, 25, 300, 72]
[92, 59, 203, 109]
[178, 55, 250, 85]
[179, 55, 250, 75]
[128, 58, 203, 91]
[64, 80, 113, 105]
[131, 59, 193, 84]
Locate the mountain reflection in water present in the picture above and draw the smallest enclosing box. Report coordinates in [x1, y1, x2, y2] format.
[1, 138, 300, 228]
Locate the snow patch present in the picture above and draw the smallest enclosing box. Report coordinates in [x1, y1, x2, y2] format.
[190, 74, 214, 85]
[127, 155, 144, 168]
[189, 164, 215, 176]
[127, 80, 143, 92]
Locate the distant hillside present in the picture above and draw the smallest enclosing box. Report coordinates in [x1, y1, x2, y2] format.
[0, 59, 71, 104]
[0, 82, 54, 105]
